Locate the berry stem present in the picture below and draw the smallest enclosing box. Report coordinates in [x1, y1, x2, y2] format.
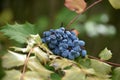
[20, 48, 33, 80]
[88, 55, 120, 67]
[66, 0, 102, 28]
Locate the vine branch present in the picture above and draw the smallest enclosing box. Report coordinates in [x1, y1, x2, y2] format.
[66, 0, 102, 28]
[88, 55, 120, 67]
[20, 48, 33, 80]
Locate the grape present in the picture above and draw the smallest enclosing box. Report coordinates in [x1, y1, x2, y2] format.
[52, 48, 60, 55]
[66, 31, 71, 36]
[79, 40, 85, 46]
[70, 50, 76, 55]
[73, 40, 79, 46]
[50, 35, 56, 40]
[46, 37, 51, 42]
[42, 27, 87, 60]
[75, 52, 80, 57]
[43, 31, 51, 37]
[73, 46, 81, 52]
[61, 50, 69, 57]
[68, 53, 75, 60]
[68, 40, 73, 46]
[42, 38, 46, 43]
[50, 40, 57, 44]
[81, 50, 87, 57]
[49, 43, 56, 49]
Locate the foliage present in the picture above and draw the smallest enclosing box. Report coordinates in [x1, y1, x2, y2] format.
[1, 23, 120, 80]
[109, 0, 120, 9]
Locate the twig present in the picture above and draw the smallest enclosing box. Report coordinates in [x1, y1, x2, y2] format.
[88, 55, 120, 67]
[20, 48, 33, 80]
[66, 0, 102, 28]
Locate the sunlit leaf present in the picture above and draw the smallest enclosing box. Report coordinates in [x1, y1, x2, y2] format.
[50, 58, 74, 70]
[32, 47, 49, 64]
[64, 0, 87, 14]
[62, 66, 86, 80]
[2, 70, 21, 80]
[99, 48, 112, 60]
[24, 71, 44, 80]
[109, 0, 120, 9]
[2, 50, 26, 68]
[27, 57, 52, 79]
[90, 59, 112, 75]
[112, 67, 120, 80]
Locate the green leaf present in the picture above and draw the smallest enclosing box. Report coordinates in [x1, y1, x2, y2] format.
[99, 48, 112, 60]
[90, 59, 112, 75]
[76, 57, 91, 68]
[112, 67, 120, 80]
[1, 22, 37, 43]
[109, 0, 120, 9]
[51, 73, 62, 80]
[2, 70, 21, 80]
[2, 50, 26, 68]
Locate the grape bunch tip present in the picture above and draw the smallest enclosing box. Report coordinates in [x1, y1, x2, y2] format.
[42, 27, 87, 60]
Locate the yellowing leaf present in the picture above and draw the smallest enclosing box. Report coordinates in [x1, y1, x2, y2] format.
[50, 57, 74, 70]
[24, 71, 44, 80]
[2, 50, 26, 68]
[109, 0, 120, 9]
[62, 66, 86, 80]
[2, 70, 21, 80]
[27, 57, 52, 79]
[90, 59, 112, 75]
[64, 0, 87, 14]
[32, 47, 49, 64]
[99, 48, 112, 60]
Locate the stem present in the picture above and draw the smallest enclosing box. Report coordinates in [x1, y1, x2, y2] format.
[66, 0, 102, 28]
[20, 48, 33, 80]
[88, 55, 120, 67]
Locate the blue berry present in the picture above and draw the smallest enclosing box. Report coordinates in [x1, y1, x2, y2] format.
[73, 46, 81, 52]
[52, 48, 60, 55]
[81, 50, 87, 57]
[68, 53, 75, 60]
[79, 40, 85, 46]
[61, 50, 69, 57]
[43, 31, 51, 37]
[42, 27, 87, 60]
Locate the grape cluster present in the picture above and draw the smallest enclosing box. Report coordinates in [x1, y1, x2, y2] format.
[42, 27, 87, 60]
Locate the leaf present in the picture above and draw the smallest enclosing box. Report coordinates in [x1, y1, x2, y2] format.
[90, 59, 112, 75]
[2, 70, 45, 80]
[2, 50, 26, 68]
[27, 57, 52, 79]
[112, 67, 120, 80]
[50, 57, 74, 70]
[2, 70, 21, 80]
[1, 22, 37, 43]
[50, 73, 62, 80]
[32, 47, 49, 64]
[24, 71, 44, 80]
[76, 57, 91, 68]
[62, 66, 86, 80]
[99, 48, 112, 60]
[64, 0, 87, 14]
[109, 0, 120, 9]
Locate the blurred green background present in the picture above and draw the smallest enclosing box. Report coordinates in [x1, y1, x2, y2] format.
[0, 0, 120, 79]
